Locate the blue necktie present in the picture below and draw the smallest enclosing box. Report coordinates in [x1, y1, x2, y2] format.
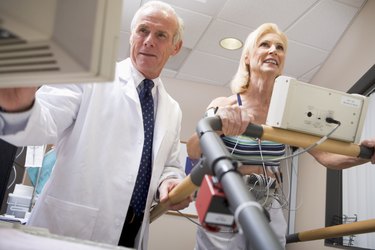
[130, 79, 155, 216]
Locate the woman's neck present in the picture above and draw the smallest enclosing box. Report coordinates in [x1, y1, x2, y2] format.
[240, 74, 276, 124]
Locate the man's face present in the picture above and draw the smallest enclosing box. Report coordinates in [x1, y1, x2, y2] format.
[130, 8, 182, 79]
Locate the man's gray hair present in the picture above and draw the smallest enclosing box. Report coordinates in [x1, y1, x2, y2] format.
[130, 1, 184, 45]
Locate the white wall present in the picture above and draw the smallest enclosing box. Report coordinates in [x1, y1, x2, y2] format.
[150, 1, 375, 249]
[162, 78, 231, 141]
[287, 1, 375, 250]
[149, 213, 199, 250]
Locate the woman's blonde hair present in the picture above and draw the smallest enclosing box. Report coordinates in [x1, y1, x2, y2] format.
[230, 23, 288, 94]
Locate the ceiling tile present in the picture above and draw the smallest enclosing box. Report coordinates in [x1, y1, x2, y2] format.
[177, 73, 227, 87]
[285, 0, 359, 51]
[121, 0, 142, 32]
[172, 6, 212, 49]
[335, 0, 366, 8]
[165, 47, 191, 70]
[219, 0, 318, 30]
[284, 40, 328, 78]
[299, 65, 321, 83]
[145, 0, 228, 16]
[161, 68, 177, 78]
[178, 50, 238, 86]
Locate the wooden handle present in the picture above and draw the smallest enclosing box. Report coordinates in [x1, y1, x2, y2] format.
[287, 219, 375, 243]
[150, 176, 199, 222]
[262, 125, 361, 157]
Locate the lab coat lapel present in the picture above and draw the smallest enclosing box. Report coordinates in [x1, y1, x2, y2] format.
[117, 59, 141, 105]
[120, 79, 139, 106]
[153, 85, 168, 158]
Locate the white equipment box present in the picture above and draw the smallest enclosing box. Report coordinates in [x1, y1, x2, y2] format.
[266, 76, 368, 143]
[0, 0, 123, 88]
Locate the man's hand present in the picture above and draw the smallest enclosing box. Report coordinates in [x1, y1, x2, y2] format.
[159, 178, 193, 211]
[0, 87, 38, 112]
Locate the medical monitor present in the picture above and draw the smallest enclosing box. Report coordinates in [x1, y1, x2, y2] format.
[0, 0, 122, 87]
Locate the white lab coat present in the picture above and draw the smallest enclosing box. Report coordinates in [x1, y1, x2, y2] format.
[0, 58, 185, 249]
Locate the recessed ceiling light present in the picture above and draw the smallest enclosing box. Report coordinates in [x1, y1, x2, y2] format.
[219, 37, 243, 50]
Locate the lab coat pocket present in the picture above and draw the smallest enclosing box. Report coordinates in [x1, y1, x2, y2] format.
[44, 195, 99, 240]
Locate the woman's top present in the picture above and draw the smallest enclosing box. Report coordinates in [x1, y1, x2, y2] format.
[222, 135, 285, 166]
[223, 93, 286, 167]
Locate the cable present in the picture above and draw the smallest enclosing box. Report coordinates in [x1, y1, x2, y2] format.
[176, 210, 201, 226]
[257, 139, 273, 206]
[280, 146, 304, 212]
[243, 119, 342, 164]
[15, 146, 25, 159]
[325, 117, 341, 125]
[176, 210, 238, 234]
[7, 147, 25, 190]
[273, 146, 292, 210]
[7, 165, 17, 189]
[272, 146, 292, 210]
[229, 135, 285, 208]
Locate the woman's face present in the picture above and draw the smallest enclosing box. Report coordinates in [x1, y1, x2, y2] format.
[246, 33, 286, 77]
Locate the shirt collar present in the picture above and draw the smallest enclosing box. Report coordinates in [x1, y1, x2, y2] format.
[128, 60, 160, 89]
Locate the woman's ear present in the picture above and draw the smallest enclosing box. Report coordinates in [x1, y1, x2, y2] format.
[244, 54, 251, 74]
[244, 54, 250, 65]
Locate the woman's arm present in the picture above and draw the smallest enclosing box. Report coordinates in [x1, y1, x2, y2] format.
[309, 149, 368, 170]
[309, 138, 375, 169]
[186, 132, 202, 160]
[186, 96, 232, 160]
[186, 95, 252, 159]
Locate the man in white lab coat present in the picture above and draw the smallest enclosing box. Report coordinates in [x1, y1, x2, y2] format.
[0, 1, 190, 249]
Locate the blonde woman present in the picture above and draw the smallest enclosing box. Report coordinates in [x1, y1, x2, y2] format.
[187, 23, 375, 249]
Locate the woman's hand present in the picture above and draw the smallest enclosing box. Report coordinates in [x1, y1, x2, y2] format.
[216, 105, 253, 136]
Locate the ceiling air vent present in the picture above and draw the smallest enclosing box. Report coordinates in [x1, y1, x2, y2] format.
[0, 29, 60, 75]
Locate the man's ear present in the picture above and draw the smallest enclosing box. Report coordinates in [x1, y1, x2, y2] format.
[171, 40, 183, 56]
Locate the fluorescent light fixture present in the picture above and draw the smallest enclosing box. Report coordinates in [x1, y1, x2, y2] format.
[219, 37, 243, 50]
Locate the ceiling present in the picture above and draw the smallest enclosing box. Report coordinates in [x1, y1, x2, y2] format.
[117, 0, 366, 87]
